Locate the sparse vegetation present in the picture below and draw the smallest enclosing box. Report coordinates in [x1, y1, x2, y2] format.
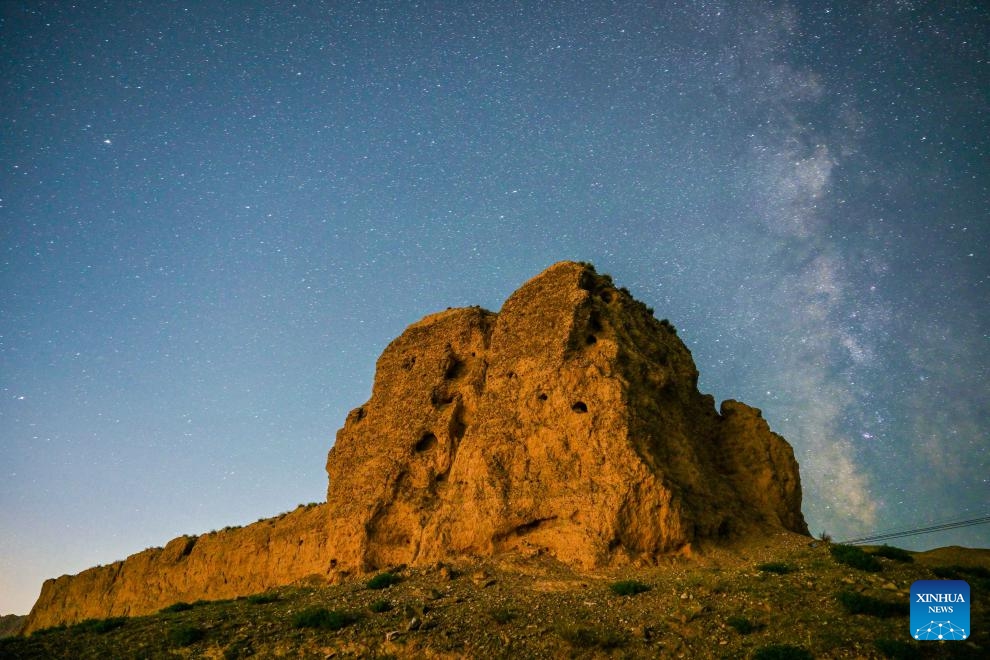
[4, 540, 986, 658]
[556, 623, 625, 649]
[291, 607, 356, 630]
[609, 579, 650, 596]
[168, 623, 205, 647]
[752, 644, 814, 660]
[874, 638, 922, 659]
[222, 638, 253, 660]
[245, 591, 279, 605]
[726, 615, 760, 634]
[488, 607, 515, 624]
[932, 564, 990, 580]
[757, 562, 793, 574]
[71, 617, 128, 634]
[830, 543, 883, 572]
[366, 571, 401, 590]
[160, 601, 195, 613]
[871, 545, 913, 562]
[837, 590, 909, 618]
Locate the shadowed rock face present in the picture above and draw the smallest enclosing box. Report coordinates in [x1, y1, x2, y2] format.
[325, 261, 808, 573]
[22, 261, 807, 634]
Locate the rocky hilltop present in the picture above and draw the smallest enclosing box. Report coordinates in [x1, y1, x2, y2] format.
[22, 261, 807, 634]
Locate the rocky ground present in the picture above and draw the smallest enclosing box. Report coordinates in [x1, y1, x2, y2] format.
[2, 533, 987, 659]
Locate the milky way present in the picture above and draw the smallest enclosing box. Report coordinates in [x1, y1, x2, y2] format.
[1, 1, 987, 613]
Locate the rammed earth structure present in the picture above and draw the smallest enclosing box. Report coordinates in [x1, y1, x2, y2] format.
[23, 261, 809, 633]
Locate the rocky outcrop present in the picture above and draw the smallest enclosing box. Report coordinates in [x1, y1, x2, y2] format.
[23, 261, 808, 634]
[324, 261, 808, 573]
[22, 504, 328, 634]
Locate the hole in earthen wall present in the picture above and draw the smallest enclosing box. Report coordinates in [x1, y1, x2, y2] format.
[572, 401, 588, 413]
[444, 357, 465, 379]
[449, 414, 467, 441]
[537, 392, 548, 401]
[600, 290, 613, 303]
[585, 334, 597, 345]
[415, 432, 438, 452]
[431, 388, 455, 407]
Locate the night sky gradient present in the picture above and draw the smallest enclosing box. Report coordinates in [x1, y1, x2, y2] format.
[2, 1, 988, 614]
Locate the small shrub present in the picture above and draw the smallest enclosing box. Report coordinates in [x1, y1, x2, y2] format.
[292, 607, 356, 631]
[837, 591, 909, 618]
[169, 624, 205, 647]
[72, 616, 127, 634]
[830, 544, 882, 572]
[726, 615, 759, 635]
[246, 592, 280, 605]
[872, 545, 913, 562]
[874, 638, 922, 659]
[556, 623, 625, 649]
[489, 607, 516, 624]
[818, 530, 832, 544]
[366, 572, 401, 590]
[757, 562, 793, 574]
[369, 599, 392, 613]
[752, 644, 814, 660]
[160, 601, 195, 613]
[609, 579, 651, 596]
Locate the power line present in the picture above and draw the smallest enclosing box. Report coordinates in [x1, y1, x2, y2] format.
[840, 514, 990, 546]
[839, 512, 990, 544]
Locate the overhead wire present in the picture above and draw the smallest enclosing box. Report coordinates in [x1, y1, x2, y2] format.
[840, 514, 990, 546]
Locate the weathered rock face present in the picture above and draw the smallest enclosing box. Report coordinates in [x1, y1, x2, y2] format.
[22, 504, 328, 634]
[23, 261, 808, 633]
[325, 261, 808, 573]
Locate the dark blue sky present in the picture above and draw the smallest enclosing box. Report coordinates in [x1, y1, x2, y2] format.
[2, 1, 987, 613]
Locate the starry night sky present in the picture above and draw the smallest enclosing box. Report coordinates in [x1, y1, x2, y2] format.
[2, 1, 988, 614]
